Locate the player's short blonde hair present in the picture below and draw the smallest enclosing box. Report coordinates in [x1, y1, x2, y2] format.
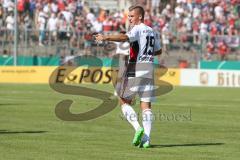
[128, 5, 145, 21]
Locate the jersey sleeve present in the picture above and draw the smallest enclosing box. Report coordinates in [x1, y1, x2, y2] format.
[126, 26, 139, 42]
[154, 32, 161, 51]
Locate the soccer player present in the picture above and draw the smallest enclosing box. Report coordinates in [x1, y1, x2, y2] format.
[95, 5, 161, 148]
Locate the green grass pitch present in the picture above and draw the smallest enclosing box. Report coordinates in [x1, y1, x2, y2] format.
[0, 84, 240, 160]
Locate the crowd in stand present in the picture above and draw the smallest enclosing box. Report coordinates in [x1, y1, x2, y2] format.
[159, 0, 240, 60]
[0, 1, 127, 47]
[0, 0, 240, 60]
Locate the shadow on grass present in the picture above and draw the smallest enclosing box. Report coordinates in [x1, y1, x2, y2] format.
[0, 130, 47, 135]
[151, 143, 224, 148]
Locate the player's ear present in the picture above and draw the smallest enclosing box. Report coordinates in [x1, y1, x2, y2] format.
[139, 16, 142, 20]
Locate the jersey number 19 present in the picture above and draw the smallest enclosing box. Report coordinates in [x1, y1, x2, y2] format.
[143, 36, 155, 56]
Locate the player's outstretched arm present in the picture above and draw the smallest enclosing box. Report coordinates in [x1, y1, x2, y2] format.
[95, 34, 129, 42]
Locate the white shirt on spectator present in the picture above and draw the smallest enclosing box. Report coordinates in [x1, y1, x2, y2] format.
[47, 16, 58, 31]
[51, 3, 58, 13]
[3, 0, 11, 8]
[193, 7, 201, 18]
[175, 5, 184, 19]
[183, 16, 191, 31]
[187, 2, 193, 11]
[200, 22, 208, 35]
[58, 18, 67, 32]
[4, 0, 14, 12]
[162, 24, 170, 44]
[214, 5, 223, 19]
[86, 12, 96, 24]
[61, 11, 73, 23]
[43, 4, 50, 14]
[38, 15, 46, 31]
[6, 15, 14, 30]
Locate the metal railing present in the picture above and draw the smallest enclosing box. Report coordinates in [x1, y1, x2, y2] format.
[0, 28, 239, 66]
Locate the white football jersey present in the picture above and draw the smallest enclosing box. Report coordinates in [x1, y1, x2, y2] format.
[126, 23, 161, 78]
[126, 23, 161, 63]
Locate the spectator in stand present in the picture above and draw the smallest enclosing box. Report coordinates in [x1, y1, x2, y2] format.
[76, 0, 84, 13]
[58, 0, 66, 12]
[227, 13, 238, 36]
[0, 0, 239, 61]
[144, 9, 153, 27]
[158, 15, 166, 30]
[113, 10, 125, 31]
[50, 1, 58, 14]
[83, 27, 92, 55]
[17, 0, 26, 24]
[200, 20, 208, 36]
[175, 3, 184, 19]
[29, 0, 36, 19]
[23, 11, 32, 44]
[37, 9, 47, 46]
[179, 20, 188, 47]
[192, 18, 200, 44]
[68, 0, 77, 15]
[161, 4, 172, 20]
[61, 6, 73, 24]
[74, 12, 84, 36]
[162, 23, 170, 55]
[5, 11, 14, 42]
[111, 18, 119, 32]
[86, 8, 96, 25]
[98, 8, 106, 23]
[151, 0, 160, 15]
[209, 21, 219, 38]
[47, 13, 58, 44]
[192, 4, 201, 19]
[217, 40, 229, 61]
[183, 12, 192, 33]
[3, 0, 14, 18]
[42, 0, 51, 16]
[151, 14, 161, 32]
[214, 2, 224, 19]
[205, 38, 215, 60]
[102, 16, 113, 32]
[57, 13, 69, 42]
